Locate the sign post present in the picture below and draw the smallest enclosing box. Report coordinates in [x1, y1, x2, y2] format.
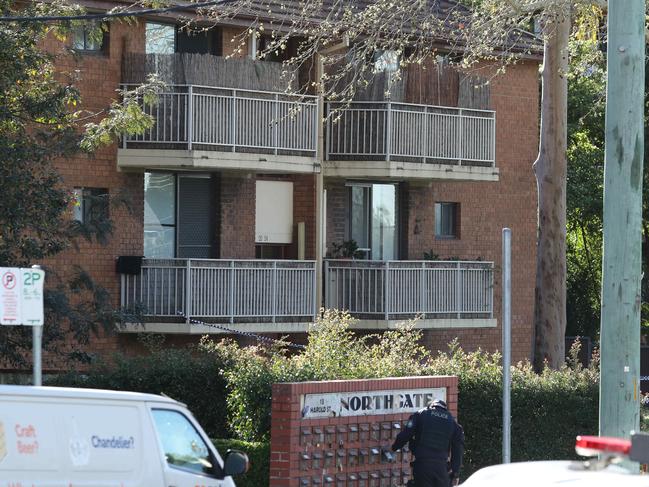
[0, 265, 45, 385]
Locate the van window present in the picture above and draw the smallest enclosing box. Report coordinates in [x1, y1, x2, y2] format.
[152, 409, 221, 477]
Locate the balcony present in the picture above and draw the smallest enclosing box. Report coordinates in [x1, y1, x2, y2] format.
[324, 102, 498, 181]
[324, 260, 495, 327]
[118, 258, 494, 333]
[118, 85, 319, 174]
[119, 259, 317, 333]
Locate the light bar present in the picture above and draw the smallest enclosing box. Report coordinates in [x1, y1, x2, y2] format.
[575, 435, 631, 457]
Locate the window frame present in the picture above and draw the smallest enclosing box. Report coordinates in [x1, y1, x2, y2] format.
[434, 202, 460, 240]
[71, 24, 108, 54]
[144, 172, 177, 259]
[347, 182, 399, 260]
[73, 187, 109, 225]
[150, 407, 224, 479]
[145, 22, 177, 55]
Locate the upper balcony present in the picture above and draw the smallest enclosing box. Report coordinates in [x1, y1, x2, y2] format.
[324, 101, 498, 181]
[118, 75, 319, 173]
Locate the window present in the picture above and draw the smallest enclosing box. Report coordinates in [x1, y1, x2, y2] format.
[71, 25, 106, 53]
[348, 183, 398, 260]
[144, 173, 176, 258]
[146, 22, 176, 54]
[151, 409, 221, 477]
[374, 49, 399, 73]
[144, 172, 216, 259]
[256, 35, 289, 62]
[73, 187, 109, 224]
[435, 202, 459, 239]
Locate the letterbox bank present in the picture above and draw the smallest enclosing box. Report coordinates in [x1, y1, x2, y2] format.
[270, 376, 458, 487]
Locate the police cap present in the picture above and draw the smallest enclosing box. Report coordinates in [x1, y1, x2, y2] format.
[429, 399, 448, 410]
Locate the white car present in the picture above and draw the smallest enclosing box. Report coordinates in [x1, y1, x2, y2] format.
[462, 435, 649, 486]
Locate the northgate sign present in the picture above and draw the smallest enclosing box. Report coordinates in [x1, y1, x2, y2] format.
[301, 388, 446, 419]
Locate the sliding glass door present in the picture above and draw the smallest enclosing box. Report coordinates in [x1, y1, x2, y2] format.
[349, 183, 398, 260]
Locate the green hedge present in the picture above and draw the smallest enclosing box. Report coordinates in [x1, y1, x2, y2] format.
[427, 344, 599, 475]
[46, 343, 237, 438]
[213, 438, 269, 487]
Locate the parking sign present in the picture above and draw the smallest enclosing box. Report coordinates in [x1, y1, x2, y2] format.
[0, 267, 44, 326]
[1, 268, 21, 325]
[21, 268, 44, 326]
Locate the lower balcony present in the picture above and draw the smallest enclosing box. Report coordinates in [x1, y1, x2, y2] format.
[324, 260, 495, 328]
[119, 259, 317, 334]
[118, 259, 495, 334]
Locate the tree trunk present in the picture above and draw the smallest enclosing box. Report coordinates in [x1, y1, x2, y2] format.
[533, 14, 570, 370]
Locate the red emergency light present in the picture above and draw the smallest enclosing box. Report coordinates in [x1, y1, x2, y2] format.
[575, 435, 632, 457]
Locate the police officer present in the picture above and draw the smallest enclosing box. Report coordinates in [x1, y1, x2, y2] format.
[390, 399, 464, 487]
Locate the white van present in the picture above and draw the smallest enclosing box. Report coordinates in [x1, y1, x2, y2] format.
[0, 385, 248, 487]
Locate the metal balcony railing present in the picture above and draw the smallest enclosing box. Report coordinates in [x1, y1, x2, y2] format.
[121, 259, 317, 323]
[324, 260, 494, 320]
[326, 102, 496, 166]
[122, 84, 318, 156]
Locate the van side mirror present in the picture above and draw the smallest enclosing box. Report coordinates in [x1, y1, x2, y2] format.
[223, 449, 249, 476]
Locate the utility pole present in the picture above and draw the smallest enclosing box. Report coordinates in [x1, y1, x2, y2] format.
[599, 0, 645, 455]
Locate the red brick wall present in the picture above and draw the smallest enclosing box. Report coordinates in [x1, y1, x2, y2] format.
[220, 174, 316, 260]
[220, 175, 256, 259]
[416, 61, 539, 363]
[325, 183, 348, 252]
[292, 174, 317, 260]
[270, 376, 458, 487]
[221, 26, 249, 57]
[36, 22, 147, 368]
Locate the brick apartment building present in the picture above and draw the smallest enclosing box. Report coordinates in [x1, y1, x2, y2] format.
[39, 1, 540, 369]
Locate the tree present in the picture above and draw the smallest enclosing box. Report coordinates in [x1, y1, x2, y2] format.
[565, 34, 605, 341]
[0, 0, 157, 366]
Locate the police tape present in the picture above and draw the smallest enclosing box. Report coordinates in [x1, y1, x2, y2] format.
[176, 311, 307, 350]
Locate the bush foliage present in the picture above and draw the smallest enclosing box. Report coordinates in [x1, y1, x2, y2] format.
[201, 310, 429, 442]
[212, 438, 269, 487]
[49, 311, 600, 478]
[46, 340, 237, 438]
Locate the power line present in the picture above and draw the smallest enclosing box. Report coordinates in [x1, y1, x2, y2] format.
[0, 0, 233, 22]
[177, 311, 308, 350]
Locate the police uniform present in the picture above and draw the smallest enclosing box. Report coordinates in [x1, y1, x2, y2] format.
[391, 400, 464, 487]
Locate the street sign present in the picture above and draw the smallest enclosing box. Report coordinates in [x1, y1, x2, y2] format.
[21, 268, 44, 326]
[1, 268, 21, 325]
[0, 267, 44, 326]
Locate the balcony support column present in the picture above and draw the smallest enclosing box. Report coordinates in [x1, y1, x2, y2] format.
[187, 85, 193, 151]
[315, 52, 325, 314]
[315, 39, 349, 316]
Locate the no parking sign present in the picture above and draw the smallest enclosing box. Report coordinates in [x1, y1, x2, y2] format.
[0, 267, 45, 326]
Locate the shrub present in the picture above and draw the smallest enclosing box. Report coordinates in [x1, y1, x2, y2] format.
[212, 438, 269, 487]
[201, 310, 430, 441]
[427, 340, 599, 475]
[46, 339, 237, 438]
